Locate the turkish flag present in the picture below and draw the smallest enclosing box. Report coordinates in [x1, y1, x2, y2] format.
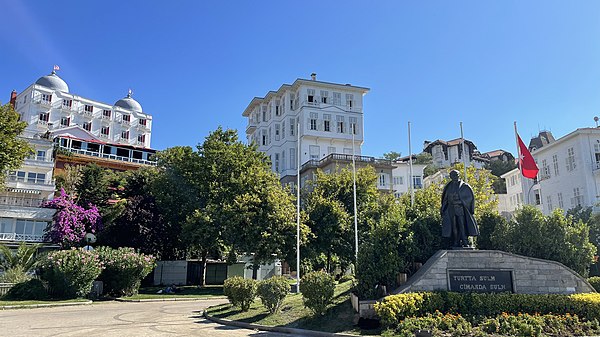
[517, 134, 539, 179]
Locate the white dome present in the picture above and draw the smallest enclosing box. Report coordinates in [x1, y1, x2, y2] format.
[114, 92, 142, 113]
[35, 71, 69, 92]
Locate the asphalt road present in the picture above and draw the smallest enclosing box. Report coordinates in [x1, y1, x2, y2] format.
[0, 299, 290, 337]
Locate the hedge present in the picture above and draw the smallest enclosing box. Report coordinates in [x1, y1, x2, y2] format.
[375, 292, 600, 327]
[223, 276, 257, 311]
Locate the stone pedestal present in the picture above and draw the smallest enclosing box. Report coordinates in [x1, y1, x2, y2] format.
[393, 250, 595, 295]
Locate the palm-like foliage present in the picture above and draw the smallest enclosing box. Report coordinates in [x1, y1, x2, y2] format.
[0, 242, 41, 272]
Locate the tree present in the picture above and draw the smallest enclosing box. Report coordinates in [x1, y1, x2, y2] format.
[485, 160, 516, 194]
[43, 189, 102, 248]
[0, 242, 40, 272]
[413, 152, 433, 165]
[383, 151, 402, 161]
[54, 164, 82, 196]
[0, 103, 32, 185]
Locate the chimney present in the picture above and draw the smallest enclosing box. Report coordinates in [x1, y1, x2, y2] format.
[310, 73, 317, 81]
[9, 90, 17, 108]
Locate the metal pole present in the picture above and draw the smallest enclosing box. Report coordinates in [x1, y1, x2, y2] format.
[460, 122, 468, 183]
[351, 124, 359, 265]
[408, 121, 414, 207]
[296, 120, 301, 293]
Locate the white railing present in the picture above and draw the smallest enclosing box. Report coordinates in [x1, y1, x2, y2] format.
[26, 155, 53, 163]
[119, 119, 131, 126]
[0, 283, 15, 297]
[0, 196, 46, 207]
[6, 176, 54, 185]
[101, 115, 112, 121]
[37, 120, 49, 126]
[0, 233, 44, 242]
[34, 99, 52, 107]
[58, 146, 156, 166]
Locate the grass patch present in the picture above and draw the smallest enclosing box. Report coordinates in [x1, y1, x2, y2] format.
[0, 298, 89, 307]
[207, 280, 376, 335]
[121, 285, 224, 300]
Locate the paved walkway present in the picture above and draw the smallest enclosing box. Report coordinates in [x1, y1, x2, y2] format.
[0, 299, 289, 337]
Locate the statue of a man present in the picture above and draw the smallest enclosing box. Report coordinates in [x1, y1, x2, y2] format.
[441, 170, 479, 248]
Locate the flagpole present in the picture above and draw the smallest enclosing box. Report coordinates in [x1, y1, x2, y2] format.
[460, 122, 468, 182]
[296, 120, 301, 293]
[352, 124, 359, 265]
[408, 121, 414, 207]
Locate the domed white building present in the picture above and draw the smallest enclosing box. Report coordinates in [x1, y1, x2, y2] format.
[1, 69, 156, 246]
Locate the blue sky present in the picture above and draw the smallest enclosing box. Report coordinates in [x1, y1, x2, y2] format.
[2, 1, 600, 158]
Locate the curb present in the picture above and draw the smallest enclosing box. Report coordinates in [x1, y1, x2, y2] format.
[204, 312, 359, 337]
[1, 300, 93, 310]
[116, 296, 227, 303]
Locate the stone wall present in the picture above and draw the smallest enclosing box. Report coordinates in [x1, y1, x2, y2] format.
[393, 250, 594, 294]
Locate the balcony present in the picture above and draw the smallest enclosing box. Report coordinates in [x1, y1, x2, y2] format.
[119, 119, 131, 126]
[246, 120, 257, 134]
[136, 122, 150, 131]
[36, 120, 49, 127]
[136, 140, 145, 147]
[6, 176, 54, 186]
[33, 99, 52, 108]
[0, 196, 47, 208]
[60, 105, 76, 114]
[57, 146, 157, 166]
[24, 155, 54, 168]
[0, 232, 44, 243]
[101, 115, 112, 122]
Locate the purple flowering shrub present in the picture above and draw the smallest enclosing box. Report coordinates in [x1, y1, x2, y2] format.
[40, 248, 103, 298]
[43, 189, 102, 248]
[97, 247, 156, 297]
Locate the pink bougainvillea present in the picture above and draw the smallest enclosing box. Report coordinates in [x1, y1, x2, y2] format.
[43, 189, 102, 248]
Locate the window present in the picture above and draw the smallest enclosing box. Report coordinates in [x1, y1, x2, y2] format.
[275, 153, 280, 173]
[572, 188, 583, 207]
[379, 174, 387, 187]
[289, 118, 295, 136]
[349, 117, 358, 134]
[282, 121, 285, 139]
[281, 151, 285, 170]
[558, 192, 564, 209]
[36, 150, 46, 161]
[15, 219, 47, 237]
[39, 112, 49, 122]
[552, 154, 559, 176]
[102, 109, 111, 118]
[101, 126, 110, 136]
[413, 176, 423, 189]
[139, 118, 147, 126]
[60, 117, 70, 126]
[333, 92, 341, 105]
[289, 93, 295, 110]
[275, 124, 280, 141]
[122, 114, 131, 124]
[309, 112, 318, 130]
[27, 172, 45, 184]
[290, 148, 296, 169]
[275, 100, 281, 116]
[394, 176, 404, 185]
[323, 114, 331, 132]
[327, 146, 336, 155]
[307, 89, 315, 103]
[541, 159, 550, 178]
[11, 171, 26, 182]
[84, 104, 93, 113]
[137, 134, 146, 143]
[534, 190, 541, 205]
[566, 147, 576, 172]
[121, 130, 129, 140]
[346, 93, 354, 108]
[262, 130, 267, 146]
[546, 195, 553, 211]
[320, 90, 328, 103]
[268, 127, 272, 144]
[62, 99, 72, 108]
[262, 108, 267, 122]
[309, 145, 320, 160]
[83, 122, 92, 131]
[41, 93, 52, 103]
[336, 115, 345, 133]
[0, 218, 12, 234]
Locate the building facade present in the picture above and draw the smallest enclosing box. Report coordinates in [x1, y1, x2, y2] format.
[242, 74, 369, 187]
[1, 69, 156, 246]
[391, 157, 426, 198]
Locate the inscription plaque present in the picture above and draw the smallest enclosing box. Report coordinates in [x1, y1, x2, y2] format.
[448, 269, 513, 293]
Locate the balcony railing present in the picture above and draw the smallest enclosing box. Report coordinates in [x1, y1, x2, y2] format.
[36, 120, 49, 127]
[0, 196, 47, 207]
[33, 99, 52, 107]
[57, 146, 157, 166]
[119, 119, 131, 126]
[300, 153, 392, 171]
[0, 233, 44, 242]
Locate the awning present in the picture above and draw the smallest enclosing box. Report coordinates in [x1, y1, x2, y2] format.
[5, 188, 42, 195]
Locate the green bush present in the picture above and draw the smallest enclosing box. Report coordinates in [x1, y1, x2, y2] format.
[257, 276, 290, 314]
[337, 274, 354, 284]
[97, 247, 155, 297]
[589, 276, 600, 292]
[375, 292, 600, 327]
[382, 311, 472, 337]
[3, 279, 48, 300]
[481, 313, 600, 337]
[300, 271, 335, 315]
[0, 265, 31, 284]
[223, 276, 257, 311]
[40, 248, 103, 299]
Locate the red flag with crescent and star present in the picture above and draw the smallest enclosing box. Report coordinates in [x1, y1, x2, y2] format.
[517, 133, 539, 179]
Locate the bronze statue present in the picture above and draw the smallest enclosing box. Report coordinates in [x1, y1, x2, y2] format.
[441, 170, 479, 248]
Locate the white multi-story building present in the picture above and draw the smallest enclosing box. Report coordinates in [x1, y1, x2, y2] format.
[423, 138, 487, 169]
[242, 74, 369, 186]
[526, 128, 600, 214]
[391, 157, 426, 198]
[1, 69, 155, 246]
